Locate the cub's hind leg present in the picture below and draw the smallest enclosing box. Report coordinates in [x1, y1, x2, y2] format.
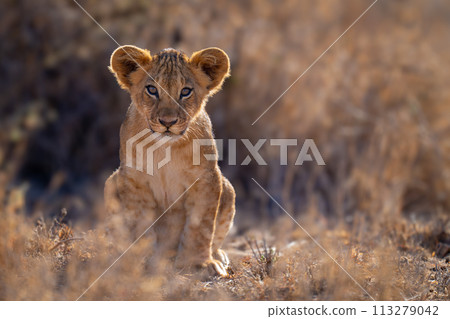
[212, 176, 236, 267]
[104, 168, 157, 245]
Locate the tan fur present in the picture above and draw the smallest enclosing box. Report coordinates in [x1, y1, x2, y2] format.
[105, 45, 235, 277]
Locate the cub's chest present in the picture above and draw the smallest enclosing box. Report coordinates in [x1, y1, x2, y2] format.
[147, 164, 188, 208]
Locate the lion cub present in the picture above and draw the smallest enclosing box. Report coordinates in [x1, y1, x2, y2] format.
[104, 45, 235, 277]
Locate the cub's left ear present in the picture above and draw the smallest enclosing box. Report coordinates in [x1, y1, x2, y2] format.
[190, 47, 230, 94]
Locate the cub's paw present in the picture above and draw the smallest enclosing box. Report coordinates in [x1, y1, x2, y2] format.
[175, 257, 229, 278]
[202, 259, 228, 278]
[213, 249, 230, 268]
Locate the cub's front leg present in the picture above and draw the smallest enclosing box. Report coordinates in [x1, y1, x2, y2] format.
[175, 169, 227, 277]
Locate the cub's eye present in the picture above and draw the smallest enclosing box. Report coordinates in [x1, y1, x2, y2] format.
[146, 85, 158, 97]
[180, 87, 192, 99]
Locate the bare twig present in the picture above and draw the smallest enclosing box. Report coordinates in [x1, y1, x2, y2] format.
[49, 237, 84, 252]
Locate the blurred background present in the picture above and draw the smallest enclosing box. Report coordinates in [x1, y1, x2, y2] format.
[1, 0, 449, 223]
[0, 0, 449, 300]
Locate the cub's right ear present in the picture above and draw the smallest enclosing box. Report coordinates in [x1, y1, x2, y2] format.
[109, 45, 152, 90]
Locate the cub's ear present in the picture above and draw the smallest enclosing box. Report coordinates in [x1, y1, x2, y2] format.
[109, 45, 152, 90]
[190, 47, 230, 94]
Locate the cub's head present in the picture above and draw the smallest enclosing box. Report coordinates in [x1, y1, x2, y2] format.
[110, 45, 230, 136]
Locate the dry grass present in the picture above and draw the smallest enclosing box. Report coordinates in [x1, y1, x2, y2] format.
[0, 0, 449, 300]
[1, 195, 448, 300]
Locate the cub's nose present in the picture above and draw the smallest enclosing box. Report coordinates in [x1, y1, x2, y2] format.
[159, 116, 178, 128]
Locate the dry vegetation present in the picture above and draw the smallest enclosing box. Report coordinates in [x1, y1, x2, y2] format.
[0, 0, 449, 300]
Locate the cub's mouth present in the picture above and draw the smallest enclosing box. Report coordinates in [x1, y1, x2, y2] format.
[162, 129, 186, 136]
[149, 124, 188, 136]
[145, 115, 188, 136]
